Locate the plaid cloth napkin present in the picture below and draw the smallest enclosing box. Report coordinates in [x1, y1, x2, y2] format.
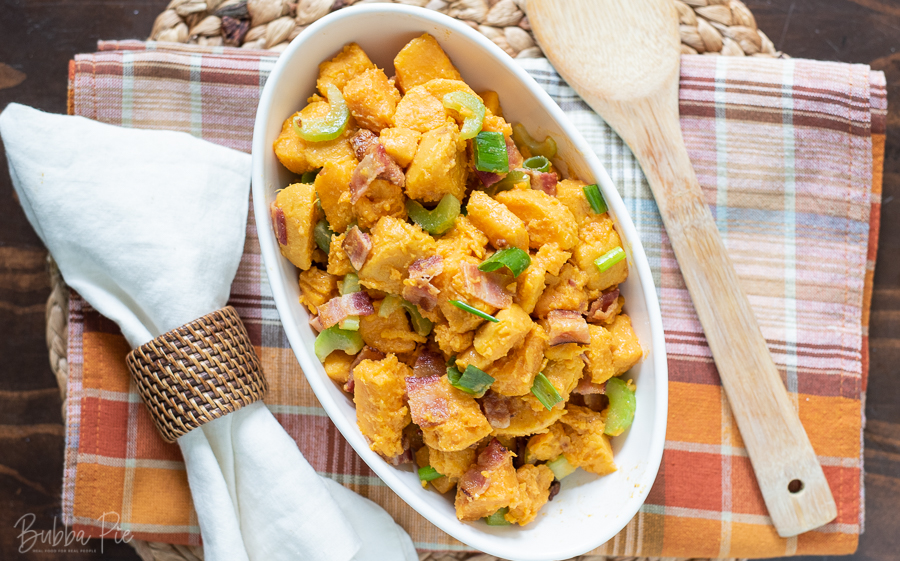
[61, 39, 886, 558]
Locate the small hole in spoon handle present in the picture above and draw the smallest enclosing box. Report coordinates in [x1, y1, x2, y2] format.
[788, 479, 804, 494]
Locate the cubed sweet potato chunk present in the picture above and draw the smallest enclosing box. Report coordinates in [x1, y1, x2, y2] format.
[515, 243, 571, 314]
[343, 68, 401, 133]
[454, 439, 518, 521]
[323, 350, 353, 385]
[505, 464, 554, 525]
[428, 446, 476, 480]
[492, 395, 565, 437]
[466, 191, 529, 251]
[404, 122, 467, 203]
[394, 33, 463, 93]
[479, 90, 502, 117]
[533, 263, 589, 318]
[527, 357, 584, 412]
[392, 79, 478, 133]
[317, 43, 376, 96]
[298, 266, 339, 315]
[609, 314, 642, 375]
[360, 299, 427, 354]
[358, 216, 436, 294]
[407, 374, 493, 452]
[326, 231, 354, 276]
[315, 158, 357, 233]
[495, 189, 578, 251]
[524, 422, 568, 463]
[273, 107, 357, 175]
[379, 127, 420, 167]
[472, 304, 533, 363]
[555, 178, 593, 225]
[435, 216, 490, 262]
[488, 324, 547, 396]
[586, 324, 615, 384]
[273, 182, 317, 270]
[572, 215, 628, 292]
[433, 322, 474, 356]
[560, 405, 616, 476]
[352, 178, 406, 230]
[354, 355, 412, 459]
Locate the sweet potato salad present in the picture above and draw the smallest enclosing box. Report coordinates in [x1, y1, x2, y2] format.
[270, 34, 642, 527]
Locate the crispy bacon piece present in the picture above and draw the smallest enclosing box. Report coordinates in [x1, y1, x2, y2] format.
[480, 392, 511, 429]
[309, 315, 323, 333]
[349, 143, 405, 203]
[402, 255, 443, 312]
[506, 135, 524, 169]
[525, 170, 558, 196]
[406, 374, 450, 429]
[318, 291, 374, 329]
[350, 129, 379, 160]
[460, 263, 512, 309]
[476, 170, 503, 188]
[270, 201, 287, 245]
[459, 439, 511, 498]
[546, 309, 591, 345]
[342, 226, 372, 270]
[385, 435, 413, 465]
[548, 480, 561, 501]
[413, 350, 445, 378]
[574, 376, 606, 395]
[586, 288, 620, 324]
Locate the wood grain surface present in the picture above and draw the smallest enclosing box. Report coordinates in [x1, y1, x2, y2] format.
[0, 0, 896, 559]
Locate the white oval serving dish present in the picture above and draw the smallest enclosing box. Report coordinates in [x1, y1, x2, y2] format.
[251, 5, 667, 560]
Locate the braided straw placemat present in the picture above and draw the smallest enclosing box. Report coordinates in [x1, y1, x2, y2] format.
[46, 1, 776, 558]
[151, 0, 784, 59]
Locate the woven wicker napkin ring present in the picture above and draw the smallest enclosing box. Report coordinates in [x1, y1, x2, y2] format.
[126, 306, 268, 443]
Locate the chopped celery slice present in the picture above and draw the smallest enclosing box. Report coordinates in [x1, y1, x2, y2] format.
[478, 247, 531, 277]
[338, 316, 359, 331]
[523, 155, 551, 173]
[485, 170, 529, 196]
[301, 168, 322, 184]
[473, 131, 509, 173]
[379, 294, 403, 318]
[418, 465, 443, 482]
[447, 364, 495, 397]
[442, 91, 485, 140]
[604, 377, 636, 436]
[594, 247, 626, 273]
[292, 84, 349, 142]
[583, 184, 608, 214]
[314, 326, 363, 362]
[341, 273, 360, 295]
[401, 300, 433, 337]
[449, 300, 499, 323]
[512, 123, 557, 159]
[546, 454, 576, 481]
[531, 372, 562, 411]
[314, 219, 334, 253]
[484, 507, 511, 526]
[406, 194, 461, 235]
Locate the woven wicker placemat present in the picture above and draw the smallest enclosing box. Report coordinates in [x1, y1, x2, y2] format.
[48, 2, 775, 558]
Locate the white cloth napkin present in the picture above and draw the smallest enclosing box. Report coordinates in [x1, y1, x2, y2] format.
[0, 103, 417, 561]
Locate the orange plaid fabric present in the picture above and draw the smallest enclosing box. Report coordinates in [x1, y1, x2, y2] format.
[60, 39, 885, 557]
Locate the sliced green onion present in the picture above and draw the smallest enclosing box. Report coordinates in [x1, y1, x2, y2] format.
[341, 273, 360, 295]
[523, 155, 551, 173]
[512, 123, 557, 160]
[314, 219, 334, 253]
[293, 83, 349, 142]
[402, 300, 434, 337]
[450, 300, 499, 323]
[442, 91, 485, 141]
[473, 131, 509, 173]
[478, 248, 531, 277]
[531, 372, 562, 411]
[604, 377, 636, 437]
[339, 316, 360, 331]
[485, 170, 529, 196]
[418, 465, 443, 482]
[379, 294, 403, 318]
[302, 168, 322, 184]
[406, 194, 461, 235]
[484, 507, 511, 526]
[546, 454, 576, 481]
[583, 184, 608, 214]
[447, 365, 495, 397]
[314, 325, 364, 362]
[594, 247, 626, 273]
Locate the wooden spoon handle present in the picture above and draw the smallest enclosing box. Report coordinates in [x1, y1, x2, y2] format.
[617, 93, 838, 536]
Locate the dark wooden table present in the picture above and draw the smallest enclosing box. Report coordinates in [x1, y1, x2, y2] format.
[0, 1, 897, 559]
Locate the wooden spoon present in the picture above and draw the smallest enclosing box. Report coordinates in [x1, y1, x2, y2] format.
[527, 0, 837, 537]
